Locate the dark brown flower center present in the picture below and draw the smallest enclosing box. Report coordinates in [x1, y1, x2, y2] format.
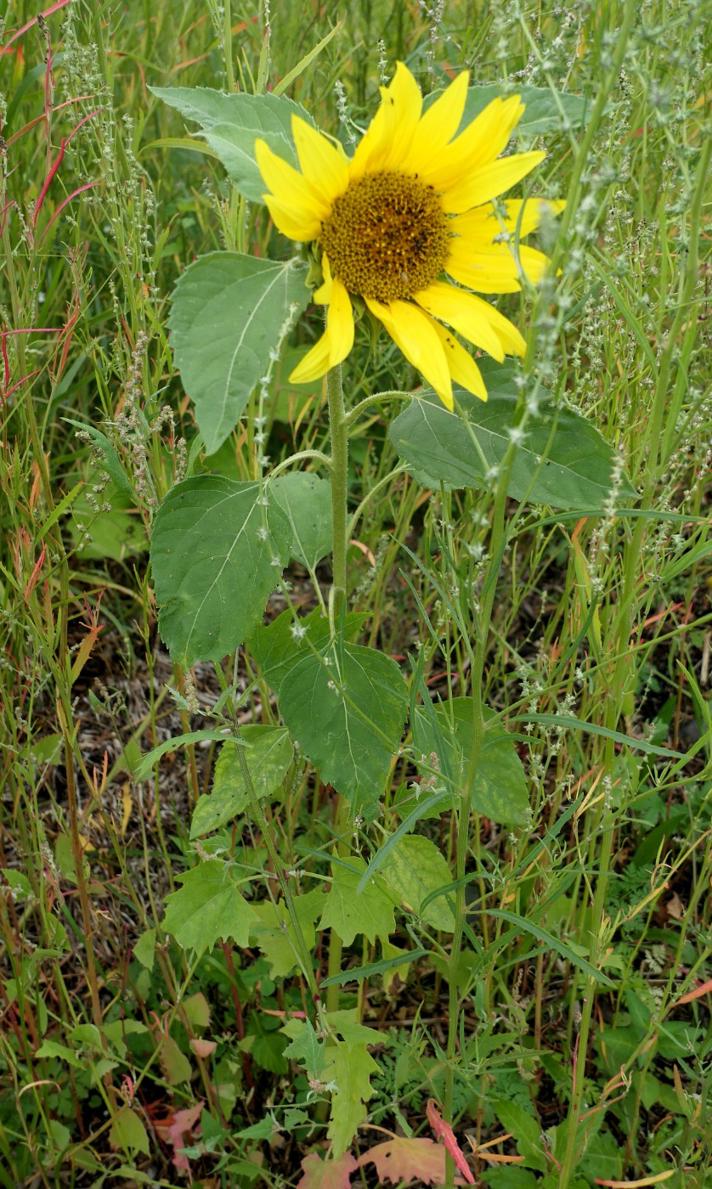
[320, 171, 450, 302]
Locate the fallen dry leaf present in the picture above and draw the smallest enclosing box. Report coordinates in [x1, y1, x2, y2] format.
[665, 892, 684, 920]
[190, 1037, 216, 1058]
[154, 1101, 203, 1173]
[297, 1151, 358, 1188]
[358, 1135, 464, 1184]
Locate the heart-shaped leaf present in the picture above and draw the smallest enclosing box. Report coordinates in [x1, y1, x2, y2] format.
[169, 252, 309, 454]
[462, 84, 589, 135]
[389, 365, 636, 511]
[151, 476, 290, 663]
[271, 472, 332, 569]
[251, 613, 407, 816]
[152, 87, 312, 201]
[413, 698, 529, 826]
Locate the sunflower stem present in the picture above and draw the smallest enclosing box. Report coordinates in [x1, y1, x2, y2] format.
[325, 361, 350, 1015]
[327, 362, 349, 625]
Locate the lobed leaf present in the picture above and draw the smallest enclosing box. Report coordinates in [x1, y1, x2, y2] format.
[190, 725, 293, 837]
[162, 859, 257, 957]
[319, 857, 396, 946]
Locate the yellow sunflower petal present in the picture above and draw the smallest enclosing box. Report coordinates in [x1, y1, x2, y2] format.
[413, 281, 504, 361]
[447, 238, 552, 292]
[350, 61, 423, 178]
[429, 317, 488, 401]
[291, 115, 350, 206]
[452, 197, 566, 241]
[469, 295, 527, 356]
[313, 253, 333, 304]
[419, 95, 525, 191]
[447, 239, 522, 294]
[264, 194, 321, 242]
[289, 331, 331, 384]
[441, 150, 547, 214]
[326, 278, 354, 366]
[254, 138, 329, 219]
[366, 296, 453, 408]
[497, 197, 566, 237]
[402, 69, 470, 174]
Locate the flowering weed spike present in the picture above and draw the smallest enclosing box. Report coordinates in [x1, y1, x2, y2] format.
[255, 62, 562, 408]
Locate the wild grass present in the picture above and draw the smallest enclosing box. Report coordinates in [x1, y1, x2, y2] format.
[0, 1, 710, 1186]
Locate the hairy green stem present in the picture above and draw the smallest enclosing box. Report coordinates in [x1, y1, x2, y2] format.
[327, 363, 349, 625]
[325, 362, 351, 1013]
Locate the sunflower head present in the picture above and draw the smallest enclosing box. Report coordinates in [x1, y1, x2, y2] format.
[256, 63, 563, 409]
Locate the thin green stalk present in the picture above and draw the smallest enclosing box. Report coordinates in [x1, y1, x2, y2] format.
[443, 431, 514, 1186]
[325, 362, 351, 1013]
[223, 0, 235, 91]
[327, 363, 349, 625]
[233, 738, 319, 1002]
[556, 120, 711, 1189]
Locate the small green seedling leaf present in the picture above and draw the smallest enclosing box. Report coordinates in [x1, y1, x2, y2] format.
[109, 1107, 150, 1156]
[35, 1039, 82, 1068]
[413, 698, 530, 826]
[380, 834, 456, 932]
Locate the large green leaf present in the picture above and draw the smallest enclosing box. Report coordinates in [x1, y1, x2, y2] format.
[162, 859, 257, 956]
[380, 835, 456, 932]
[389, 368, 636, 511]
[190, 725, 294, 838]
[151, 87, 312, 201]
[151, 476, 290, 664]
[169, 252, 309, 454]
[462, 84, 588, 135]
[270, 472, 332, 569]
[251, 614, 408, 816]
[413, 698, 529, 826]
[250, 607, 367, 689]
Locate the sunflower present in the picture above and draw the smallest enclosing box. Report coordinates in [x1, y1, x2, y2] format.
[255, 63, 563, 410]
